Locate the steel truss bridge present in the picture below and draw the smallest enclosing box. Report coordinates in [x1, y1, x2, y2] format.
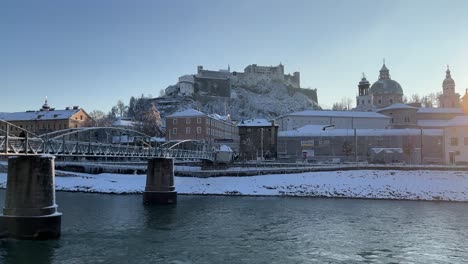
[0, 120, 215, 161]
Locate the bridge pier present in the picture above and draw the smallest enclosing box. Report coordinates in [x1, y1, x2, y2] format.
[0, 155, 61, 239]
[143, 158, 177, 205]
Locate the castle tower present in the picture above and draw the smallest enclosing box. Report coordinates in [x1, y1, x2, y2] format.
[439, 65, 460, 108]
[355, 73, 374, 111]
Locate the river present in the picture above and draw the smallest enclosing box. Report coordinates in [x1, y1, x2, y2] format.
[0, 191, 467, 263]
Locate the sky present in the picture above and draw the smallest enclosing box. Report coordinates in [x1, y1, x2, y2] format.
[1, 0, 468, 113]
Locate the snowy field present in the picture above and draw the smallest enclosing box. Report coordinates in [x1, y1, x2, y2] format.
[1, 169, 467, 201]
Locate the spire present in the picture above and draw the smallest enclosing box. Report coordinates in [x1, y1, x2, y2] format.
[379, 59, 390, 80]
[228, 64, 230, 72]
[446, 64, 451, 78]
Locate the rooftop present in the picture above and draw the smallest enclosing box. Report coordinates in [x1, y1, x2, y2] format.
[417, 108, 463, 114]
[280, 110, 390, 119]
[238, 118, 276, 127]
[378, 103, 418, 112]
[166, 109, 206, 118]
[2, 109, 82, 121]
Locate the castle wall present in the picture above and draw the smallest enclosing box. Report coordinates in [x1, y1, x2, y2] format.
[194, 77, 231, 97]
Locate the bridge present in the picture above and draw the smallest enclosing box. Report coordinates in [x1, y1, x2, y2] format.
[0, 119, 215, 161]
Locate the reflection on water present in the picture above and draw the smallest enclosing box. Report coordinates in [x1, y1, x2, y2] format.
[0, 190, 467, 263]
[0, 239, 58, 264]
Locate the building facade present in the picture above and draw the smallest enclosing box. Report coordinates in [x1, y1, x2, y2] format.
[377, 103, 419, 128]
[165, 109, 239, 151]
[278, 127, 444, 164]
[275, 110, 391, 131]
[237, 119, 279, 160]
[1, 100, 91, 136]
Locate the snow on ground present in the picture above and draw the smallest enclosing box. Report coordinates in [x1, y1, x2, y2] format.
[0, 169, 467, 201]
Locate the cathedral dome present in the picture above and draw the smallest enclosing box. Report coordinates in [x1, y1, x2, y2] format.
[370, 62, 403, 95]
[370, 79, 403, 95]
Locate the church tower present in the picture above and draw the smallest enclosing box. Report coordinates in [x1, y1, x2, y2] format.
[355, 73, 374, 111]
[439, 66, 460, 108]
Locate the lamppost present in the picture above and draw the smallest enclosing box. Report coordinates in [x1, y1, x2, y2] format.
[322, 125, 335, 161]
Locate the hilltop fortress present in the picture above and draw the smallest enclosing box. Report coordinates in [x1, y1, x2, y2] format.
[165, 63, 318, 103]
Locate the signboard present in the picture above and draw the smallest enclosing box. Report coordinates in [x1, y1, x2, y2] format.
[301, 140, 315, 147]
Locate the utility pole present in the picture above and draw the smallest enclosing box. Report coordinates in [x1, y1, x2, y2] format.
[260, 128, 264, 160]
[420, 128, 423, 165]
[354, 128, 358, 162]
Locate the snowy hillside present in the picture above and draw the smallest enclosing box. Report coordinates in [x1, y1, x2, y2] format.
[156, 81, 321, 121]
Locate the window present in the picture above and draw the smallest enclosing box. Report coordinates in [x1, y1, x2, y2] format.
[464, 137, 468, 145]
[186, 118, 191, 124]
[173, 128, 177, 135]
[197, 127, 201, 134]
[173, 119, 177, 125]
[450, 137, 458, 146]
[197, 118, 201, 124]
[206, 128, 210, 135]
[378, 99, 382, 104]
[390, 99, 393, 104]
[186, 127, 190, 134]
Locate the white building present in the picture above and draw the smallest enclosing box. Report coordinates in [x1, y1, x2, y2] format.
[275, 110, 391, 131]
[440, 116, 468, 164]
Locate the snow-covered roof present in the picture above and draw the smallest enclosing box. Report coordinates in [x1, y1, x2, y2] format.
[238, 118, 276, 127]
[417, 116, 468, 127]
[150, 137, 166, 143]
[370, 148, 403, 154]
[166, 109, 206, 118]
[377, 103, 418, 112]
[279, 110, 390, 119]
[417, 120, 448, 127]
[279, 127, 443, 137]
[219, 145, 233, 152]
[417, 108, 463, 114]
[112, 118, 137, 127]
[2, 109, 81, 121]
[445, 116, 468, 127]
[208, 113, 230, 121]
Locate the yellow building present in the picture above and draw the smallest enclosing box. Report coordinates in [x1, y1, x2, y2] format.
[0, 100, 92, 136]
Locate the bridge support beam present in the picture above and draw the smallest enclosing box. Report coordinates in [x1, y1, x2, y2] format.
[143, 158, 177, 205]
[0, 155, 61, 239]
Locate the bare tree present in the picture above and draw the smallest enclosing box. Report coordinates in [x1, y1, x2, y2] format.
[332, 97, 353, 110]
[83, 110, 113, 127]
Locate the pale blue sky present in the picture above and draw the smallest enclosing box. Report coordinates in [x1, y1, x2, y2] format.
[1, 0, 468, 113]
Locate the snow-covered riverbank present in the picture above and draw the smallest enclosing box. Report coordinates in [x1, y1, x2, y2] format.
[1, 169, 467, 201]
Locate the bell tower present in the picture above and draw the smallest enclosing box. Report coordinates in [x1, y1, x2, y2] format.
[439, 65, 460, 108]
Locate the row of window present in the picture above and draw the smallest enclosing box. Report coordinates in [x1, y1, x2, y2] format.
[450, 137, 468, 146]
[172, 127, 202, 135]
[172, 117, 203, 125]
[170, 117, 236, 131]
[1, 123, 69, 132]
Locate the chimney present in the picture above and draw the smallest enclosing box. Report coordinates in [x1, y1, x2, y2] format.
[73, 106, 79, 110]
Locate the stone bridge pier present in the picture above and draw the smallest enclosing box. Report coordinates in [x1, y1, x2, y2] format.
[0, 155, 61, 239]
[143, 158, 177, 204]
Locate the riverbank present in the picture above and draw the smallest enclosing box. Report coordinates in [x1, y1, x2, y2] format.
[1, 169, 467, 201]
